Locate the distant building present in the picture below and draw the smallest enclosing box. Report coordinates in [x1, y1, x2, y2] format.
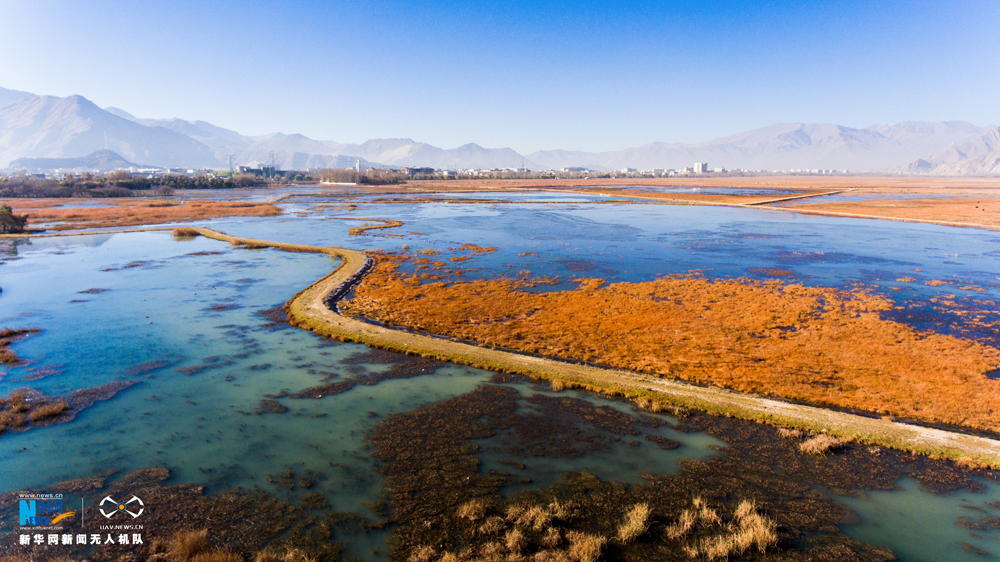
[621, 168, 637, 173]
[562, 167, 588, 172]
[694, 162, 709, 173]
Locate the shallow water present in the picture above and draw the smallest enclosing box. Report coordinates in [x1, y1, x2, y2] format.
[834, 478, 1000, 561]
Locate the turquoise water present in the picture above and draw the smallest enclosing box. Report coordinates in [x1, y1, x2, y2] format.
[835, 478, 1000, 562]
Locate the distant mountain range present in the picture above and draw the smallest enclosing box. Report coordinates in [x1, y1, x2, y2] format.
[1, 85, 996, 175]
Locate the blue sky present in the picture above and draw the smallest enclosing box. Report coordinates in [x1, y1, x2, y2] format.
[2, 0, 998, 152]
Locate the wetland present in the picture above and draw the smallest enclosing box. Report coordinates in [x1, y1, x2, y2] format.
[3, 180, 1000, 562]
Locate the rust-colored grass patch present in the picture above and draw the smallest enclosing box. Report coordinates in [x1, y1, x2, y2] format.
[789, 196, 1000, 228]
[9, 200, 281, 231]
[343, 253, 1000, 432]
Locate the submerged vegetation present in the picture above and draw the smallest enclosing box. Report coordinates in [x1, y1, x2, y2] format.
[0, 390, 69, 434]
[0, 328, 40, 365]
[342, 252, 1000, 433]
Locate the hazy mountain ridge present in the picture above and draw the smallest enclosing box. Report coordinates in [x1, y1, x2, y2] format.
[906, 127, 1000, 175]
[9, 149, 140, 171]
[529, 122, 994, 172]
[0, 87, 995, 174]
[0, 94, 221, 168]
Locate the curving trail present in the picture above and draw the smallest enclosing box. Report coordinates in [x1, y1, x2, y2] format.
[7, 224, 1000, 467]
[183, 228, 1000, 468]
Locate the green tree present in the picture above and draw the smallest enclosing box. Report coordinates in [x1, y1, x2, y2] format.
[0, 204, 28, 234]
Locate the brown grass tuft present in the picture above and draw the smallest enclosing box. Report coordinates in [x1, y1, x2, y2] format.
[168, 530, 211, 560]
[408, 545, 438, 562]
[617, 503, 651, 543]
[457, 499, 487, 521]
[172, 227, 201, 237]
[799, 433, 846, 455]
[28, 402, 68, 422]
[190, 550, 242, 562]
[541, 527, 562, 549]
[479, 516, 506, 535]
[505, 528, 527, 553]
[565, 532, 606, 562]
[777, 427, 804, 440]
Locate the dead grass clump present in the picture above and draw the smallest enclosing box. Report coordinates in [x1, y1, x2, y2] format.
[168, 530, 211, 560]
[190, 550, 242, 562]
[417, 248, 441, 256]
[505, 504, 526, 522]
[517, 505, 553, 531]
[799, 434, 846, 455]
[28, 402, 68, 422]
[172, 227, 201, 237]
[777, 427, 804, 440]
[565, 532, 606, 562]
[541, 527, 562, 549]
[668, 498, 778, 560]
[548, 500, 572, 520]
[551, 380, 565, 392]
[665, 508, 698, 540]
[457, 499, 487, 521]
[617, 503, 651, 543]
[479, 516, 506, 535]
[408, 545, 438, 562]
[505, 529, 528, 553]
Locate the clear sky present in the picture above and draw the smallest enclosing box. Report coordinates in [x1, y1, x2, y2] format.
[2, 0, 998, 152]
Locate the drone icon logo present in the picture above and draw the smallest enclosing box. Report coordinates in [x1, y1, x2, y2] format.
[99, 495, 144, 519]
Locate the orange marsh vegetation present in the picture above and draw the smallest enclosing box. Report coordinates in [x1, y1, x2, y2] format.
[342, 253, 1000, 433]
[788, 196, 1000, 229]
[2, 199, 282, 230]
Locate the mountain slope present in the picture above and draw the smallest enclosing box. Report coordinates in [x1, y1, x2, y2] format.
[8, 149, 140, 171]
[528, 122, 992, 172]
[907, 127, 1000, 175]
[0, 86, 34, 110]
[0, 95, 221, 168]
